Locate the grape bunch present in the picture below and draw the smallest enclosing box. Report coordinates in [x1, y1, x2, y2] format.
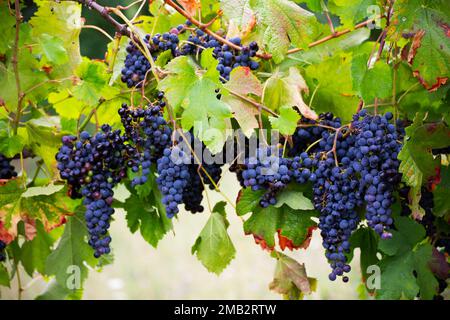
[0, 153, 17, 180]
[119, 93, 172, 186]
[56, 125, 127, 257]
[351, 111, 403, 239]
[156, 146, 191, 218]
[0, 240, 6, 262]
[242, 146, 292, 207]
[180, 28, 259, 81]
[121, 27, 185, 88]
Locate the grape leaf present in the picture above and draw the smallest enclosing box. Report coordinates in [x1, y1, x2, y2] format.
[192, 201, 236, 274]
[237, 188, 317, 249]
[377, 217, 438, 300]
[269, 251, 315, 299]
[287, 28, 370, 65]
[250, 0, 321, 63]
[433, 165, 450, 217]
[25, 123, 64, 177]
[349, 227, 379, 288]
[351, 54, 393, 104]
[46, 206, 97, 292]
[122, 191, 172, 248]
[221, 0, 255, 29]
[72, 59, 109, 105]
[328, 0, 377, 29]
[399, 115, 450, 186]
[304, 53, 359, 122]
[388, 1, 449, 90]
[20, 220, 55, 276]
[264, 67, 317, 120]
[273, 183, 314, 210]
[295, 0, 322, 12]
[29, 0, 82, 77]
[35, 279, 83, 300]
[159, 54, 233, 153]
[269, 106, 300, 135]
[0, 181, 78, 243]
[0, 2, 15, 54]
[222, 67, 262, 138]
[37, 34, 69, 65]
[0, 264, 10, 287]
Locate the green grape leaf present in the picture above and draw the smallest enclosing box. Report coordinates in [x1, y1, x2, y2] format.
[377, 217, 438, 300]
[269, 251, 315, 299]
[250, 0, 321, 63]
[192, 201, 236, 274]
[388, 1, 449, 90]
[328, 0, 377, 29]
[264, 67, 317, 120]
[123, 191, 172, 248]
[159, 55, 233, 153]
[222, 67, 262, 138]
[351, 54, 393, 104]
[0, 135, 25, 158]
[269, 106, 300, 135]
[48, 90, 85, 120]
[0, 2, 15, 54]
[46, 206, 97, 293]
[287, 28, 370, 65]
[399, 115, 450, 188]
[236, 188, 265, 216]
[304, 53, 359, 122]
[221, 0, 255, 29]
[295, 0, 322, 12]
[433, 166, 450, 217]
[20, 220, 55, 276]
[37, 33, 69, 65]
[237, 185, 317, 250]
[273, 183, 314, 211]
[72, 59, 109, 105]
[25, 123, 64, 176]
[349, 227, 379, 288]
[29, 0, 82, 77]
[0, 264, 10, 287]
[36, 279, 83, 300]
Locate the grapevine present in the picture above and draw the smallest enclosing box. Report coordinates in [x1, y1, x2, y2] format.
[0, 0, 448, 301]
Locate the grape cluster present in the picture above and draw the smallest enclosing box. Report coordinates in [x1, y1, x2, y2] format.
[180, 29, 259, 81]
[0, 240, 6, 262]
[119, 93, 172, 186]
[351, 111, 402, 238]
[56, 125, 127, 257]
[242, 146, 292, 207]
[0, 153, 17, 180]
[122, 22, 260, 87]
[121, 27, 185, 88]
[156, 147, 191, 218]
[239, 111, 404, 281]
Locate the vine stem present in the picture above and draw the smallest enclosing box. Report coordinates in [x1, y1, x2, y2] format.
[12, 0, 23, 135]
[77, 0, 129, 35]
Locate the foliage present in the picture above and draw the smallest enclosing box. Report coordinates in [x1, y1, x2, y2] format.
[0, 0, 448, 300]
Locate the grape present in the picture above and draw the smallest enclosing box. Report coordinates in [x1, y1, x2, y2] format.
[182, 164, 205, 213]
[0, 153, 17, 180]
[56, 125, 127, 257]
[179, 27, 260, 81]
[121, 29, 184, 88]
[156, 146, 191, 218]
[0, 240, 6, 262]
[242, 146, 292, 207]
[119, 94, 172, 186]
[351, 111, 403, 239]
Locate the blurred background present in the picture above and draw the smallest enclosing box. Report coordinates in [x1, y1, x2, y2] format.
[1, 1, 365, 300]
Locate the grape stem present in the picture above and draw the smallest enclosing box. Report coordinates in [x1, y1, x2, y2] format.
[77, 0, 130, 36]
[12, 0, 23, 135]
